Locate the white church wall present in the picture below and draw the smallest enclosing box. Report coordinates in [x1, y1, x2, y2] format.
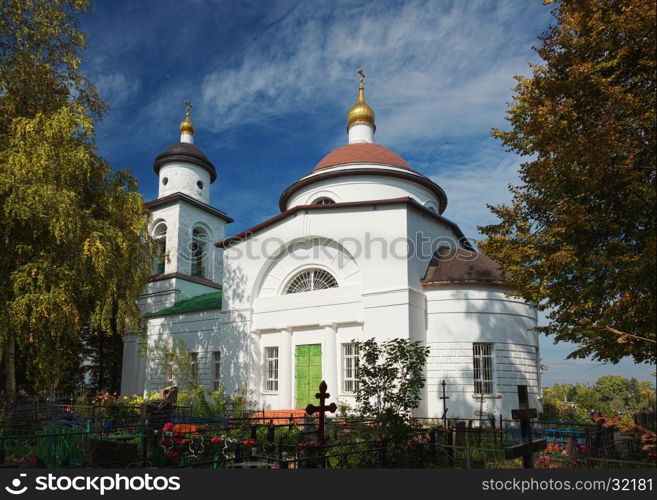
[286, 173, 439, 211]
[141, 309, 257, 397]
[120, 334, 146, 396]
[137, 280, 178, 315]
[223, 204, 411, 312]
[158, 161, 212, 204]
[252, 286, 362, 331]
[424, 285, 540, 419]
[175, 203, 226, 283]
[148, 204, 180, 276]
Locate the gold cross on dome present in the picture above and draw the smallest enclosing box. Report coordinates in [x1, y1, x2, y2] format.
[184, 99, 192, 117]
[358, 68, 365, 85]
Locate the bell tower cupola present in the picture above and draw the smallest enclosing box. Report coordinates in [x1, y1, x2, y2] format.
[153, 100, 217, 204]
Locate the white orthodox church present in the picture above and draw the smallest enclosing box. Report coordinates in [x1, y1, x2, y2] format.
[121, 74, 541, 419]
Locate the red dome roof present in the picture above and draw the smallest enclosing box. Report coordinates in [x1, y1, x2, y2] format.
[313, 143, 411, 171]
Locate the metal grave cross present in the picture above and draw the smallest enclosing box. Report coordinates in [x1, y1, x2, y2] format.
[305, 380, 337, 444]
[439, 379, 449, 427]
[503, 385, 546, 468]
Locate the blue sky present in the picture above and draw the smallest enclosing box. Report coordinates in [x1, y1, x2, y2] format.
[79, 0, 654, 386]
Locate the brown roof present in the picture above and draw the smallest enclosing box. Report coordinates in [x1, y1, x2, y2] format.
[313, 143, 410, 171]
[421, 247, 505, 286]
[216, 197, 473, 249]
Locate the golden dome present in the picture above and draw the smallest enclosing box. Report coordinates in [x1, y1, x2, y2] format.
[179, 99, 195, 135]
[347, 68, 376, 131]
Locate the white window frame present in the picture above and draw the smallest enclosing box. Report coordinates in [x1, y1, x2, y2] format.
[284, 268, 338, 294]
[473, 343, 494, 395]
[212, 351, 221, 391]
[264, 346, 279, 392]
[342, 343, 359, 394]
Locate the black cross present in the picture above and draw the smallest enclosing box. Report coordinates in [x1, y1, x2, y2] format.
[439, 380, 449, 427]
[305, 380, 337, 445]
[503, 385, 546, 468]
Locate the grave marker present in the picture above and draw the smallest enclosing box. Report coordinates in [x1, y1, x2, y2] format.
[503, 385, 546, 468]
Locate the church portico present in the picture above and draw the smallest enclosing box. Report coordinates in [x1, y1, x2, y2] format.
[256, 321, 362, 410]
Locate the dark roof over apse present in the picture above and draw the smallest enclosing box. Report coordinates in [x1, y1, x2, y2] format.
[421, 247, 506, 286]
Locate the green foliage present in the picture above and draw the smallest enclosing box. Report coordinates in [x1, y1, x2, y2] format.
[541, 375, 656, 422]
[149, 338, 196, 390]
[177, 384, 257, 419]
[0, 0, 153, 396]
[354, 338, 429, 438]
[479, 0, 656, 364]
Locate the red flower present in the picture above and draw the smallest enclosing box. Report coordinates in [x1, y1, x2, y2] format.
[369, 423, 377, 429]
[295, 444, 303, 452]
[211, 436, 224, 444]
[243, 439, 257, 446]
[339, 421, 347, 427]
[162, 422, 174, 432]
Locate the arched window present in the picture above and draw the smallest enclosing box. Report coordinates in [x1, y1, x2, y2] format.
[153, 223, 167, 274]
[191, 227, 208, 278]
[285, 268, 338, 294]
[313, 197, 335, 205]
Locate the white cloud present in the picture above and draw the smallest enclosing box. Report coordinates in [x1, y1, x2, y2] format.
[94, 71, 140, 107]
[199, 0, 547, 143]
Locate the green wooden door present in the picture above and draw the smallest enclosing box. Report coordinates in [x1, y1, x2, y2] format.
[295, 344, 322, 408]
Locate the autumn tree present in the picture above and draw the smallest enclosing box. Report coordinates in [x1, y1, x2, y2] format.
[479, 0, 656, 364]
[0, 0, 153, 399]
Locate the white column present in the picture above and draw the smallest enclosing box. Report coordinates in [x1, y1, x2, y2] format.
[280, 328, 293, 409]
[321, 323, 338, 405]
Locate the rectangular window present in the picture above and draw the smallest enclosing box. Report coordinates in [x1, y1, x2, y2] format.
[473, 343, 494, 394]
[213, 351, 221, 391]
[190, 352, 199, 384]
[342, 343, 359, 394]
[264, 347, 279, 392]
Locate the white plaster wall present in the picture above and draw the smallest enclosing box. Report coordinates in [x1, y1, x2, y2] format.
[120, 334, 146, 396]
[158, 161, 212, 204]
[143, 309, 258, 397]
[223, 205, 411, 312]
[149, 205, 180, 276]
[286, 172, 440, 211]
[424, 285, 540, 419]
[175, 203, 226, 283]
[148, 200, 226, 283]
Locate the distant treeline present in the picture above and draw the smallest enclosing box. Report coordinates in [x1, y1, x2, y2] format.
[542, 375, 656, 422]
